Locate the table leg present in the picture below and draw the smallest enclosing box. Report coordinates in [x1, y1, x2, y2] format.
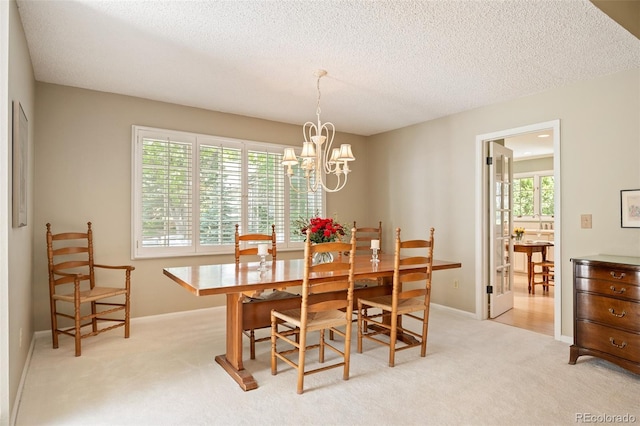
[541, 246, 548, 291]
[527, 252, 533, 294]
[214, 293, 258, 391]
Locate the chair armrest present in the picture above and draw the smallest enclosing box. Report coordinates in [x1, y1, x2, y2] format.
[94, 264, 135, 272]
[53, 271, 88, 282]
[51, 271, 86, 288]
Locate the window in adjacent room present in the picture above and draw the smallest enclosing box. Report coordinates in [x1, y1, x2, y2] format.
[513, 171, 554, 219]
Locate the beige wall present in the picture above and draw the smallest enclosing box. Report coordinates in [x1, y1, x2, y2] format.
[5, 0, 35, 421]
[33, 69, 640, 338]
[32, 83, 370, 331]
[368, 68, 640, 336]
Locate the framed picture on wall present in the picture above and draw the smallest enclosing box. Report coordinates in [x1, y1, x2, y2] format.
[621, 189, 640, 228]
[12, 101, 28, 228]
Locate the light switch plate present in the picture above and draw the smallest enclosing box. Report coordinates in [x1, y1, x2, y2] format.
[581, 214, 592, 229]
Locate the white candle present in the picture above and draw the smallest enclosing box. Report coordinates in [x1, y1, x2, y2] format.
[370, 239, 380, 250]
[257, 243, 269, 256]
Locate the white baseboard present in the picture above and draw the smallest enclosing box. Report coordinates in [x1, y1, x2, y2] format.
[430, 302, 476, 318]
[10, 334, 36, 426]
[131, 306, 225, 323]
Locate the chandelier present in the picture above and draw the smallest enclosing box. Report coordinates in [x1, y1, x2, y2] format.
[282, 70, 355, 193]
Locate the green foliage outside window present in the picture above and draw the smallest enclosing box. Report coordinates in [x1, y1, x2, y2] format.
[513, 177, 534, 217]
[513, 174, 553, 218]
[540, 176, 554, 216]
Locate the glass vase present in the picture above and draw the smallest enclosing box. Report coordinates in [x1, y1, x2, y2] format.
[313, 251, 334, 265]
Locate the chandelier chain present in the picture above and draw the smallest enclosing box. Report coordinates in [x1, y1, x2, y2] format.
[316, 75, 322, 119]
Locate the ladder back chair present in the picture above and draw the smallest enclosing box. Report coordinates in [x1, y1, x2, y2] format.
[352, 221, 383, 290]
[530, 259, 554, 294]
[270, 228, 357, 394]
[353, 220, 382, 255]
[235, 224, 277, 264]
[235, 224, 297, 359]
[357, 227, 435, 367]
[46, 222, 134, 356]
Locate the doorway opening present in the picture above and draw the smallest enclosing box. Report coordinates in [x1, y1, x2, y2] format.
[475, 120, 561, 340]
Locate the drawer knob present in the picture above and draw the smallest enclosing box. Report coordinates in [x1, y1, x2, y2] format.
[610, 271, 626, 280]
[608, 308, 626, 318]
[609, 286, 626, 294]
[609, 337, 627, 349]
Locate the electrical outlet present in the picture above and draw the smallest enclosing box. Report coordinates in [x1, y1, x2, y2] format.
[581, 214, 592, 229]
[454, 280, 459, 289]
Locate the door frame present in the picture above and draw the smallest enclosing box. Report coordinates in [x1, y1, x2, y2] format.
[475, 120, 562, 340]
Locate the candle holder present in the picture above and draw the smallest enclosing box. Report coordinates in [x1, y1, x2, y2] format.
[258, 254, 268, 272]
[257, 243, 269, 272]
[371, 247, 380, 265]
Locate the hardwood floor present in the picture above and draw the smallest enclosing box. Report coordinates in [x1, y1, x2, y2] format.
[491, 273, 554, 336]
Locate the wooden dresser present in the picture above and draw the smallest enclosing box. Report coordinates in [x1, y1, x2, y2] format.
[570, 255, 640, 374]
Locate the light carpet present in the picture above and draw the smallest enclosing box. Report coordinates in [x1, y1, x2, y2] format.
[15, 306, 640, 426]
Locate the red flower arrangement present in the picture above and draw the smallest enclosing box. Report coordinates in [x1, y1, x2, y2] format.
[298, 216, 346, 244]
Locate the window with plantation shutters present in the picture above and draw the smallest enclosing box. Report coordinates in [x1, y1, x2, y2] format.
[199, 141, 242, 247]
[288, 172, 322, 243]
[246, 148, 285, 242]
[132, 126, 323, 258]
[138, 132, 194, 252]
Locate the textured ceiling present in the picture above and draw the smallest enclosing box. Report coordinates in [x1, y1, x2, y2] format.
[16, 0, 640, 136]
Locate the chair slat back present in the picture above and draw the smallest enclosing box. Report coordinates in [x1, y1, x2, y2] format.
[46, 222, 96, 290]
[392, 227, 435, 304]
[353, 221, 382, 253]
[300, 229, 357, 318]
[235, 224, 277, 264]
[52, 246, 89, 256]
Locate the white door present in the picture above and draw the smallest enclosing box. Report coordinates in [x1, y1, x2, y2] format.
[488, 142, 514, 318]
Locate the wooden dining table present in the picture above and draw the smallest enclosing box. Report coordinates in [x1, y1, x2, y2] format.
[513, 241, 554, 292]
[163, 253, 461, 391]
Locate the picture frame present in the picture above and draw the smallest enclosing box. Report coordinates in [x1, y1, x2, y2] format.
[620, 189, 640, 228]
[12, 101, 28, 228]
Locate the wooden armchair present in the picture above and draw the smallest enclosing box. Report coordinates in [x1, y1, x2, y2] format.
[357, 227, 435, 367]
[236, 224, 297, 359]
[46, 222, 134, 356]
[271, 228, 357, 394]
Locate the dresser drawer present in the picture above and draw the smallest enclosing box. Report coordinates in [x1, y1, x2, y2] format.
[574, 264, 640, 285]
[574, 277, 640, 301]
[576, 321, 640, 363]
[576, 292, 640, 330]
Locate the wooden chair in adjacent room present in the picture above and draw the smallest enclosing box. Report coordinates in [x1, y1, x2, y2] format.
[530, 260, 554, 294]
[46, 222, 134, 356]
[270, 228, 357, 394]
[236, 224, 297, 360]
[357, 227, 435, 367]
